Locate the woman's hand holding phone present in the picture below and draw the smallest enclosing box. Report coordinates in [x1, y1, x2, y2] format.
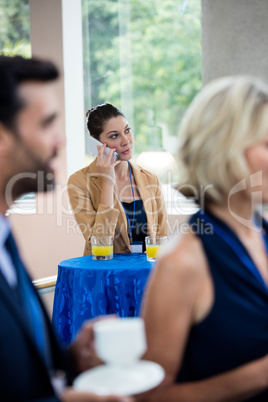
[89, 136, 118, 162]
[96, 144, 121, 208]
[88, 135, 120, 206]
[96, 143, 121, 185]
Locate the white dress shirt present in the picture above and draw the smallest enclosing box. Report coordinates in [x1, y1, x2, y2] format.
[0, 214, 18, 287]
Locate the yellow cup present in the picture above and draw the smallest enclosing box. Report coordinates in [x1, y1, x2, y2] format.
[91, 236, 113, 260]
[145, 236, 168, 262]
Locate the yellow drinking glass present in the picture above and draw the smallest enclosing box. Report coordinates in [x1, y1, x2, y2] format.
[91, 236, 113, 260]
[145, 236, 168, 262]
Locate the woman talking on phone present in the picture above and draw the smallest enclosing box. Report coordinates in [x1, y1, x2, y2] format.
[68, 103, 167, 256]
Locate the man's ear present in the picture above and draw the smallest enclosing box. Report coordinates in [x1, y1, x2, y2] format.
[0, 122, 14, 156]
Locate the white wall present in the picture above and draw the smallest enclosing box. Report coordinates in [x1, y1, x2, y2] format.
[202, 0, 268, 84]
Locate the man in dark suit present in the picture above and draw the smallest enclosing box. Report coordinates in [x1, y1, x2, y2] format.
[0, 56, 131, 402]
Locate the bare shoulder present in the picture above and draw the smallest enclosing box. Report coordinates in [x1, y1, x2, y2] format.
[143, 230, 213, 327]
[157, 231, 208, 283]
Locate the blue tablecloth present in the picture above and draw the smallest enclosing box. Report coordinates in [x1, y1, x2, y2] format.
[52, 253, 153, 345]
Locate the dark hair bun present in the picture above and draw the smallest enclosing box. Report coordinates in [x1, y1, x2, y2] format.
[85, 107, 96, 119]
[85, 103, 125, 140]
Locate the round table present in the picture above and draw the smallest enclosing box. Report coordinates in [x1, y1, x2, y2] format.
[52, 253, 153, 345]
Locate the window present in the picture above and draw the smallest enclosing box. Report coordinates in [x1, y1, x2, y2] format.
[0, 0, 31, 57]
[82, 0, 201, 180]
[82, 0, 201, 214]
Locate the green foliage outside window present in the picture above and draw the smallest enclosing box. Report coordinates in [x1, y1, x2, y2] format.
[0, 0, 31, 57]
[82, 0, 202, 156]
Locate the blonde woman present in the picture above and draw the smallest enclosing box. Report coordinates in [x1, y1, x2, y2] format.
[142, 76, 268, 401]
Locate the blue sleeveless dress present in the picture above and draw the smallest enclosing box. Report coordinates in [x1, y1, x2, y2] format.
[176, 210, 268, 401]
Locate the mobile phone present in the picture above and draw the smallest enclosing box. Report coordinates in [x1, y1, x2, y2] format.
[88, 136, 118, 162]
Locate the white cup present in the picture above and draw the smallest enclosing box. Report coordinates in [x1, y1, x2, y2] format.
[93, 317, 147, 365]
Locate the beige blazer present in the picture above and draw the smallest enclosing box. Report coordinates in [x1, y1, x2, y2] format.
[68, 159, 168, 256]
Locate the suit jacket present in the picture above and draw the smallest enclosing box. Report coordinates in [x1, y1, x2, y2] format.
[68, 160, 168, 255]
[0, 256, 72, 401]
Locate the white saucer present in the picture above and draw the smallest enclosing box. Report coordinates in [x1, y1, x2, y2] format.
[73, 360, 165, 396]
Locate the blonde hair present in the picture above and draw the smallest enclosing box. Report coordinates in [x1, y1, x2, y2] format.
[176, 75, 268, 205]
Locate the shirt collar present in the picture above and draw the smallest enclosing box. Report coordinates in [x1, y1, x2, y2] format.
[0, 214, 11, 248]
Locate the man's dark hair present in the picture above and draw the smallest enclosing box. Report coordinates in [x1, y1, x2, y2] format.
[0, 56, 59, 130]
